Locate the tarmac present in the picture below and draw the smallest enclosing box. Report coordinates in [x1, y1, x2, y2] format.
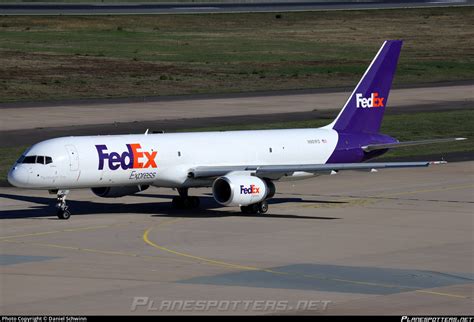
[1, 161, 472, 315]
[0, 84, 472, 149]
[2, 84, 472, 131]
[1, 1, 472, 16]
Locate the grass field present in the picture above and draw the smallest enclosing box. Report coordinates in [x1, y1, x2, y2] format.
[1, 109, 472, 184]
[0, 7, 473, 102]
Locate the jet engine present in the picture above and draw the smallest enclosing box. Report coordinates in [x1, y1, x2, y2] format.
[212, 174, 275, 206]
[91, 185, 149, 198]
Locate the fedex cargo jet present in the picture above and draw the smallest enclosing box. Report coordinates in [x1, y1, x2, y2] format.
[7, 40, 466, 219]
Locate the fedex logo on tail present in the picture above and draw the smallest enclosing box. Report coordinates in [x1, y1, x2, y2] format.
[240, 184, 260, 195]
[356, 92, 385, 108]
[96, 144, 157, 170]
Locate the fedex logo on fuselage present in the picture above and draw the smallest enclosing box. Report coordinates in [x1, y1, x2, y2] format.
[95, 144, 157, 170]
[240, 184, 260, 195]
[356, 92, 385, 108]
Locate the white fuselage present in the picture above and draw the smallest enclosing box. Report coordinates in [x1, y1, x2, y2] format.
[9, 128, 338, 190]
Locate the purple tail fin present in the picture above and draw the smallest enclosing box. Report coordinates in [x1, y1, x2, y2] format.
[329, 40, 402, 133]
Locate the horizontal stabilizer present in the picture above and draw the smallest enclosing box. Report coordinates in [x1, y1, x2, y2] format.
[361, 138, 467, 152]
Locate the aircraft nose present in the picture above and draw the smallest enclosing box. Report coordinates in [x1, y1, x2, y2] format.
[8, 166, 29, 187]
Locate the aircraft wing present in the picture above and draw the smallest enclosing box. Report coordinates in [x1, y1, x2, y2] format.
[188, 161, 445, 180]
[361, 138, 466, 152]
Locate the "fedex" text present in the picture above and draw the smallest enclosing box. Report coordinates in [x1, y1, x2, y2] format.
[96, 144, 157, 171]
[240, 184, 260, 195]
[356, 92, 385, 108]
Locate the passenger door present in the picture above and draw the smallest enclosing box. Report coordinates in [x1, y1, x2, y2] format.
[65, 145, 79, 171]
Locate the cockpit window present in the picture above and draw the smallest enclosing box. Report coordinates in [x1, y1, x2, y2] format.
[22, 156, 36, 164]
[36, 156, 45, 164]
[19, 155, 53, 164]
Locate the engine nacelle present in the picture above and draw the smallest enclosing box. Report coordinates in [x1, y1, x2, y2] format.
[212, 174, 274, 206]
[91, 185, 149, 198]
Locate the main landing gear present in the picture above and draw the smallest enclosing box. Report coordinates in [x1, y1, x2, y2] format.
[240, 200, 269, 215]
[172, 188, 200, 209]
[56, 190, 71, 220]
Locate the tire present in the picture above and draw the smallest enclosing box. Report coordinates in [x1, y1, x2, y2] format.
[173, 196, 199, 209]
[258, 201, 269, 214]
[57, 209, 71, 220]
[190, 197, 200, 208]
[240, 205, 250, 214]
[172, 196, 183, 209]
[250, 203, 260, 214]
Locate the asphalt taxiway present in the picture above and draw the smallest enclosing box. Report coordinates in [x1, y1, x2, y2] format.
[1, 161, 472, 314]
[0, 84, 472, 149]
[2, 84, 472, 131]
[1, 1, 472, 16]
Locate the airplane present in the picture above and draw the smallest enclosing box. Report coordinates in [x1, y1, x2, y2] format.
[7, 40, 466, 220]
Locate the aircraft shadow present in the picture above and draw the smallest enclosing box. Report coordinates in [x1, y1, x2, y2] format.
[0, 193, 341, 220]
[200, 192, 346, 205]
[137, 193, 346, 205]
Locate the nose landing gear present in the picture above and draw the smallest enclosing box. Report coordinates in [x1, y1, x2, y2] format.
[56, 190, 71, 219]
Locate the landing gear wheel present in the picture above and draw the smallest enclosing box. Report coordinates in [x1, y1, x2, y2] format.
[250, 203, 260, 214]
[258, 201, 269, 214]
[172, 196, 184, 208]
[240, 205, 251, 214]
[190, 196, 200, 208]
[183, 198, 193, 208]
[172, 195, 200, 209]
[55, 190, 70, 219]
[240, 204, 258, 214]
[57, 208, 71, 220]
[240, 201, 269, 215]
